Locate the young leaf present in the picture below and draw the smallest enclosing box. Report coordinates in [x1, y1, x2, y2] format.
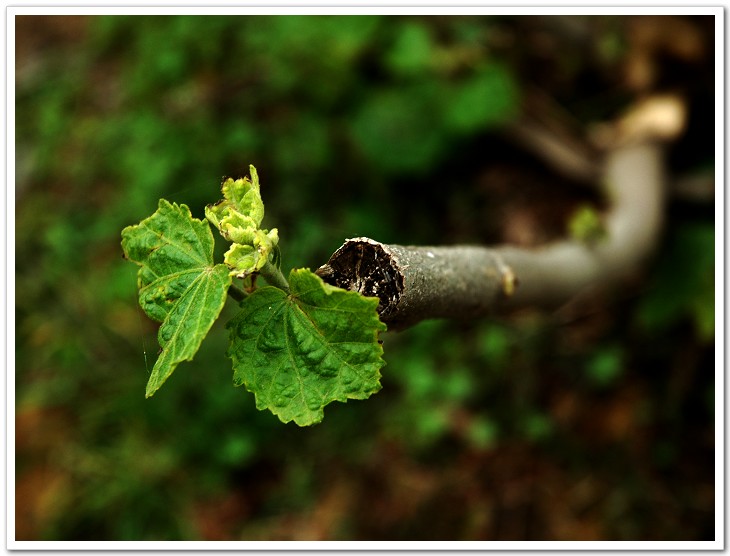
[224, 228, 280, 277]
[121, 200, 232, 396]
[227, 268, 386, 426]
[205, 165, 279, 278]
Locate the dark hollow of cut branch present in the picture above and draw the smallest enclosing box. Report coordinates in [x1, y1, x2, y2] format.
[316, 239, 518, 330]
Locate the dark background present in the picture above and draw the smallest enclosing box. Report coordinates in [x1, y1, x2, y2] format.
[15, 14, 715, 540]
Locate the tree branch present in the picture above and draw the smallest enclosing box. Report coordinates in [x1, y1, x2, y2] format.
[317, 96, 685, 330]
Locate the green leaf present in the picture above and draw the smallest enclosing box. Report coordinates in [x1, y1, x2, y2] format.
[121, 200, 232, 396]
[146, 264, 231, 397]
[122, 199, 220, 322]
[227, 268, 386, 426]
[205, 168, 265, 244]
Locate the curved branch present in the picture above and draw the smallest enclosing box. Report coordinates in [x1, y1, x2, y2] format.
[498, 142, 666, 308]
[316, 95, 685, 330]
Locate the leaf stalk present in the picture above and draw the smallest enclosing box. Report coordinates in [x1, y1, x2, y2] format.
[228, 284, 248, 302]
[260, 261, 290, 293]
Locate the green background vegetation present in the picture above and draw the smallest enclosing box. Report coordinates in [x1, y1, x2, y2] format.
[15, 14, 715, 540]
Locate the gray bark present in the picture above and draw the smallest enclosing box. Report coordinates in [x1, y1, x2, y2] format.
[316, 142, 666, 330]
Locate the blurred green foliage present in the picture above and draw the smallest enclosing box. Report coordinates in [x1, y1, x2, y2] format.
[15, 14, 715, 541]
[568, 204, 606, 244]
[637, 222, 715, 342]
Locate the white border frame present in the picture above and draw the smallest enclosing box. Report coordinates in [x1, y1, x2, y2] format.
[6, 4, 724, 551]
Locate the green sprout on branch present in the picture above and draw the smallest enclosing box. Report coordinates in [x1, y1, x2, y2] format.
[122, 165, 386, 426]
